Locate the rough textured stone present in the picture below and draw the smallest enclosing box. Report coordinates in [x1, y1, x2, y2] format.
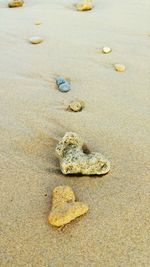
[114, 64, 126, 72]
[68, 100, 84, 112]
[8, 0, 24, 8]
[76, 0, 93, 11]
[102, 47, 112, 54]
[48, 186, 89, 227]
[56, 132, 110, 175]
[29, 36, 43, 44]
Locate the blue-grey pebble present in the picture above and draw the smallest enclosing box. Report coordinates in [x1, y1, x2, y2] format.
[56, 77, 66, 86]
[59, 82, 70, 92]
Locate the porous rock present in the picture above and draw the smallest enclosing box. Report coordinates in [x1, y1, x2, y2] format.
[48, 186, 89, 227]
[68, 100, 84, 112]
[76, 0, 93, 11]
[55, 132, 110, 175]
[8, 0, 24, 8]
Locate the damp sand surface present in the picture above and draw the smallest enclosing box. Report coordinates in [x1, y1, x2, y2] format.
[0, 0, 150, 266]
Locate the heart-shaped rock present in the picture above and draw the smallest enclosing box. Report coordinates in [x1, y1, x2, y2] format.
[56, 132, 110, 175]
[48, 186, 89, 227]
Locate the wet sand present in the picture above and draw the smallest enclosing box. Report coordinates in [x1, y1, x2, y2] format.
[0, 0, 150, 266]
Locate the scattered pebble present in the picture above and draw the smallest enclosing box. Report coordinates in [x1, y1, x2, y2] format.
[48, 186, 89, 227]
[68, 100, 84, 112]
[76, 0, 93, 11]
[56, 77, 70, 93]
[8, 0, 24, 8]
[29, 36, 43, 44]
[114, 64, 126, 72]
[34, 21, 42, 25]
[56, 132, 110, 175]
[102, 47, 112, 54]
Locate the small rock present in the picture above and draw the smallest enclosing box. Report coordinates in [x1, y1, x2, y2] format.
[29, 36, 43, 44]
[8, 0, 24, 7]
[114, 64, 126, 72]
[59, 83, 70, 92]
[56, 77, 66, 86]
[76, 0, 93, 11]
[34, 21, 42, 25]
[56, 77, 70, 92]
[102, 47, 112, 54]
[56, 132, 110, 175]
[48, 186, 89, 227]
[68, 100, 84, 112]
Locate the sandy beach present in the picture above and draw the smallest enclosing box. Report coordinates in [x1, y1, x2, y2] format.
[0, 0, 150, 266]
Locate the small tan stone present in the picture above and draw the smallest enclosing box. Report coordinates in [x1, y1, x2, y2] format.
[68, 100, 84, 112]
[76, 0, 93, 11]
[29, 36, 43, 44]
[56, 132, 110, 175]
[114, 64, 126, 72]
[48, 186, 89, 227]
[8, 0, 24, 8]
[102, 47, 112, 54]
[34, 21, 42, 25]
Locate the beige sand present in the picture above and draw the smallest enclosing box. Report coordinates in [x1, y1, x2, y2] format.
[0, 0, 150, 266]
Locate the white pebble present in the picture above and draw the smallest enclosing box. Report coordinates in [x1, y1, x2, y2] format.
[102, 47, 112, 54]
[29, 36, 43, 44]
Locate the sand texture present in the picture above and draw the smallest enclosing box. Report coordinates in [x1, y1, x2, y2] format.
[0, 0, 150, 266]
